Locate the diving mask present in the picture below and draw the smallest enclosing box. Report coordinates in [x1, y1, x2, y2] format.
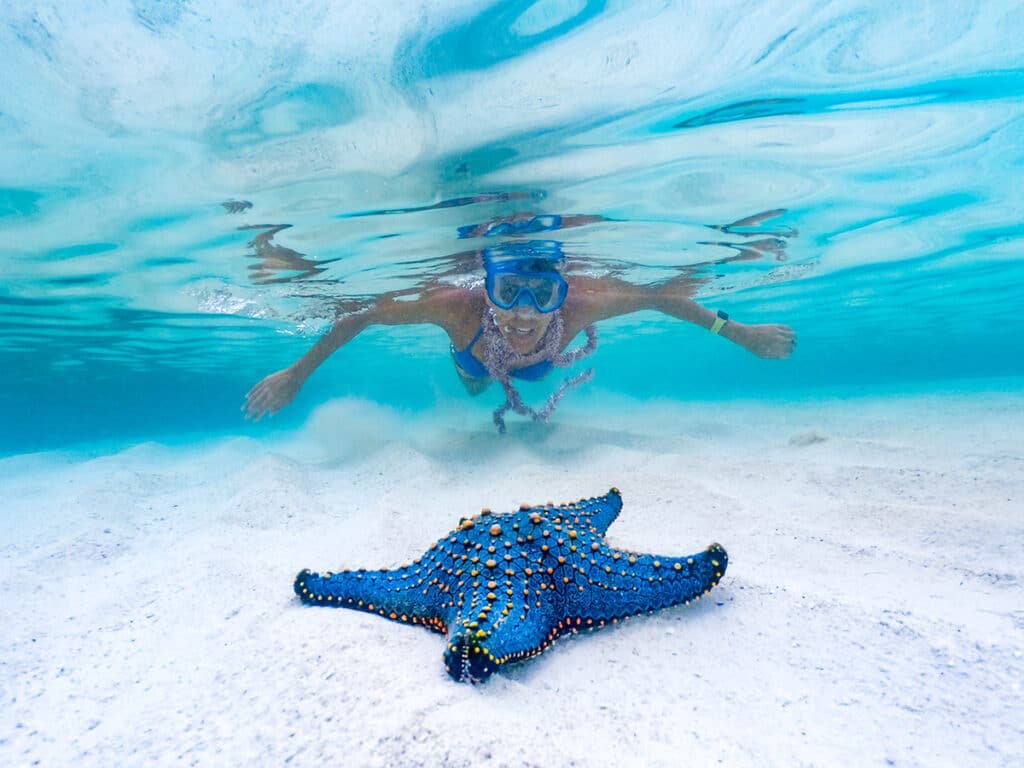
[485, 266, 568, 313]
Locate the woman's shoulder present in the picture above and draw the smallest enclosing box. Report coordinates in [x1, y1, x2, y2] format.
[562, 274, 621, 315]
[418, 284, 486, 341]
[368, 284, 478, 327]
[562, 273, 647, 327]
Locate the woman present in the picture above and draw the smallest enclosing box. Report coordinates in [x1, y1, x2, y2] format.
[243, 239, 796, 432]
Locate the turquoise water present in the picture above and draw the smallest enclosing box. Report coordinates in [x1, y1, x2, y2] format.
[2, 2, 1023, 454]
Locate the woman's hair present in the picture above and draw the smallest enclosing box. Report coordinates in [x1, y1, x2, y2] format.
[481, 240, 565, 275]
[496, 257, 562, 274]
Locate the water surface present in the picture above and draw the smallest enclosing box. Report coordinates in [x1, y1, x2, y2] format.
[2, 1, 1022, 452]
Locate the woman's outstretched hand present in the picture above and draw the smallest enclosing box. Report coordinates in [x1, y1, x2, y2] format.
[244, 367, 302, 421]
[727, 322, 797, 359]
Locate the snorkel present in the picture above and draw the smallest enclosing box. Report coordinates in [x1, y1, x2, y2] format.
[479, 241, 598, 433]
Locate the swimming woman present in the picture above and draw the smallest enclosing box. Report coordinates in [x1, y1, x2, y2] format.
[243, 239, 796, 432]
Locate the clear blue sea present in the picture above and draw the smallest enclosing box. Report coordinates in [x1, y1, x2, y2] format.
[2, 2, 1023, 455]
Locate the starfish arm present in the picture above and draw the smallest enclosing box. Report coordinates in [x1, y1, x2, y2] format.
[439, 547, 562, 681]
[532, 488, 623, 535]
[443, 602, 560, 682]
[560, 543, 728, 622]
[294, 563, 450, 633]
[482, 607, 561, 665]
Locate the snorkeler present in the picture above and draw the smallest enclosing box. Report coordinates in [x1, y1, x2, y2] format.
[243, 238, 796, 432]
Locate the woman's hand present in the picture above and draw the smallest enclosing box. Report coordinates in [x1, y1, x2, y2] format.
[725, 322, 796, 359]
[243, 367, 303, 421]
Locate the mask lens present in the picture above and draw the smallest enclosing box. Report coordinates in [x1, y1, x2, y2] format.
[526, 277, 555, 309]
[492, 274, 521, 308]
[487, 268, 566, 312]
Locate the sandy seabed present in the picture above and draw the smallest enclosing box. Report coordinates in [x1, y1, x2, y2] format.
[2, 390, 1022, 768]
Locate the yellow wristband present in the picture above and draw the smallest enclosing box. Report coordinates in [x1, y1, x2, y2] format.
[709, 310, 729, 335]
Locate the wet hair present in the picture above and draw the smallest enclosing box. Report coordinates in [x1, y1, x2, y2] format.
[481, 239, 565, 277]
[484, 257, 563, 276]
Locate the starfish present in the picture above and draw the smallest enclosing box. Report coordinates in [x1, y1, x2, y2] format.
[294, 488, 727, 682]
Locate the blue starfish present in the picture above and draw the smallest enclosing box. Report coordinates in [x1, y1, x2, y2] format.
[294, 488, 727, 682]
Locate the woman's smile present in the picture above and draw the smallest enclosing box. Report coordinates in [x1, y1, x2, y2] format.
[494, 308, 551, 352]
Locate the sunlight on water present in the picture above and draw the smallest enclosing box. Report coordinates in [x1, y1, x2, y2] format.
[1, 1, 1022, 451]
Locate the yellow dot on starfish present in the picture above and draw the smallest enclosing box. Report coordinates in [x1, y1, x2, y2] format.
[490, 524, 503, 536]
[629, 556, 636, 564]
[712, 559, 720, 567]
[487, 581, 497, 589]
[653, 560, 661, 568]
[591, 542, 600, 551]
[674, 563, 682, 571]
[485, 559, 497, 569]
[568, 530, 577, 539]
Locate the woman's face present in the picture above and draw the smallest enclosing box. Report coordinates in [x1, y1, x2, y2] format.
[487, 297, 555, 354]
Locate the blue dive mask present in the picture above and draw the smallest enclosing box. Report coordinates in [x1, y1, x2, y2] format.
[485, 262, 568, 313]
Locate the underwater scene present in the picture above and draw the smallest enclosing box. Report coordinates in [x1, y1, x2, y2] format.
[2, 2, 1022, 766]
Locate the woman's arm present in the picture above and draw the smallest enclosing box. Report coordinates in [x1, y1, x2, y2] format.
[564, 276, 795, 359]
[243, 287, 471, 420]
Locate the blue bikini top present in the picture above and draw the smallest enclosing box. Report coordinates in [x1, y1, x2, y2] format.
[451, 327, 553, 381]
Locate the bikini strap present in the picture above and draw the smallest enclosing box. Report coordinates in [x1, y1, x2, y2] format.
[463, 325, 485, 352]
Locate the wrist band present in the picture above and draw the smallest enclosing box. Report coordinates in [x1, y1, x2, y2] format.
[709, 310, 729, 335]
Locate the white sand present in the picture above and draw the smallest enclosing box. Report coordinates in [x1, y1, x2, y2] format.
[2, 391, 1022, 767]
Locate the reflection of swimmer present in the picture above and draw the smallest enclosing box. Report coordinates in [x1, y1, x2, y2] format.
[240, 224, 342, 284]
[244, 239, 796, 433]
[701, 210, 796, 263]
[339, 191, 541, 218]
[457, 212, 606, 239]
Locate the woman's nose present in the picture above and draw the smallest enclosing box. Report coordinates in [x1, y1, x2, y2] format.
[512, 292, 537, 312]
